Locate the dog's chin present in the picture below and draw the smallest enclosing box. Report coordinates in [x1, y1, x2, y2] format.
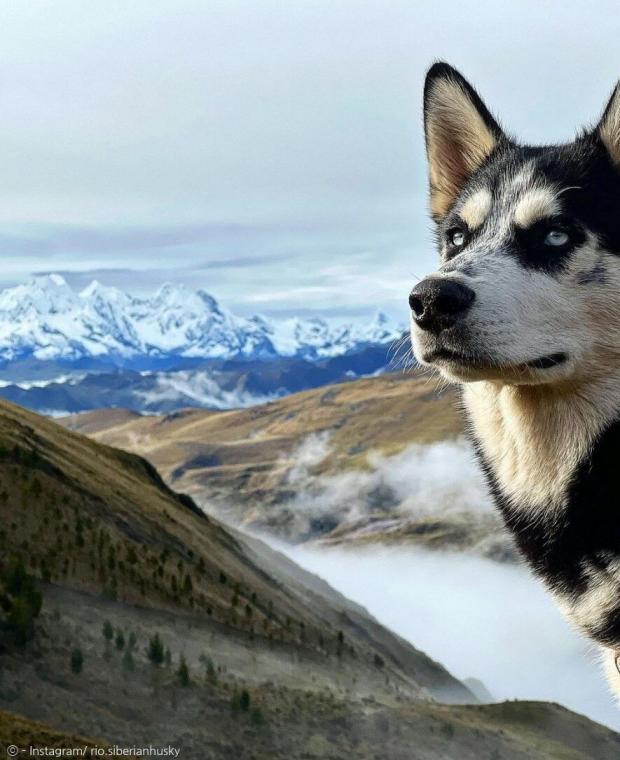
[416, 344, 571, 385]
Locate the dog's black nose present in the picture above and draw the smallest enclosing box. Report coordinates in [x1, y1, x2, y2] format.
[409, 278, 475, 332]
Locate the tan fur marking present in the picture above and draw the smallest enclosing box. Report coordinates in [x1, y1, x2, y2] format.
[426, 78, 497, 219]
[463, 372, 620, 513]
[513, 188, 559, 228]
[460, 189, 492, 230]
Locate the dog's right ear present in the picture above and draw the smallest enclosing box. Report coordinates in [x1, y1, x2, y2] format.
[424, 63, 505, 221]
[597, 82, 620, 165]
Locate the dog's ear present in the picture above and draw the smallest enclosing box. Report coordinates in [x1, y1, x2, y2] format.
[597, 83, 620, 165]
[424, 63, 505, 221]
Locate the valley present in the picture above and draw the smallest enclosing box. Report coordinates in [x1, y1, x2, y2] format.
[61, 373, 514, 559]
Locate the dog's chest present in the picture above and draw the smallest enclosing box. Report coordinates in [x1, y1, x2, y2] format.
[463, 381, 620, 647]
[462, 383, 598, 514]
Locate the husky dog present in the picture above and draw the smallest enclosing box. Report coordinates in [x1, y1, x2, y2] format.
[409, 62, 620, 696]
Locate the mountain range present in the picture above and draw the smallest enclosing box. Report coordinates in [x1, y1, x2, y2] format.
[0, 274, 404, 366]
[0, 275, 408, 414]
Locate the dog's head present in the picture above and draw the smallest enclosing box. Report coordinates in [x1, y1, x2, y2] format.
[410, 62, 620, 386]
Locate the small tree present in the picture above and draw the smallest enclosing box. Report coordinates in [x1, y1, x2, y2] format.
[102, 620, 114, 642]
[122, 647, 135, 672]
[70, 647, 83, 675]
[239, 689, 250, 712]
[0, 557, 43, 648]
[230, 690, 241, 713]
[147, 632, 165, 667]
[251, 707, 264, 726]
[177, 655, 191, 687]
[115, 629, 125, 651]
[183, 574, 193, 594]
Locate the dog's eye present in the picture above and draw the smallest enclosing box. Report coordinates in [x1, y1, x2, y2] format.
[448, 229, 466, 247]
[544, 229, 570, 247]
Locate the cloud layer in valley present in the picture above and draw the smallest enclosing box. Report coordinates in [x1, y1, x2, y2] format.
[284, 544, 620, 732]
[265, 434, 494, 543]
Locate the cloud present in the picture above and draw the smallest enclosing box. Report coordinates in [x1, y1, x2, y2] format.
[1, 2, 618, 313]
[137, 370, 281, 412]
[263, 434, 493, 543]
[4, 222, 266, 257]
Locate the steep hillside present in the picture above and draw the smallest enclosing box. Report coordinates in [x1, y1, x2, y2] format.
[60, 373, 512, 558]
[0, 395, 467, 703]
[0, 710, 104, 753]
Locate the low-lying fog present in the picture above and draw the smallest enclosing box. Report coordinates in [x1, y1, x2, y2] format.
[282, 543, 620, 732]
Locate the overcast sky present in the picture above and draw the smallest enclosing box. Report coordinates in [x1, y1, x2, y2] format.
[0, 0, 619, 319]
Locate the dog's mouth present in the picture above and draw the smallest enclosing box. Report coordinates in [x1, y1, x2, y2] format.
[524, 352, 568, 370]
[422, 348, 568, 372]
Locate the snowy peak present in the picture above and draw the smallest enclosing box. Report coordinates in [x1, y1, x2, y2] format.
[0, 275, 405, 363]
[0, 274, 79, 317]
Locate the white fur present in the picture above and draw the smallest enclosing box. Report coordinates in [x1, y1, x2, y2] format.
[554, 558, 620, 635]
[603, 648, 620, 704]
[599, 85, 620, 166]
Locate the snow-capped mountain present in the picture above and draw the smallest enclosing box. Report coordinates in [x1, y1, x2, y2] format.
[0, 275, 404, 365]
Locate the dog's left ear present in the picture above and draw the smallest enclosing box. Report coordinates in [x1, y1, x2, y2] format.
[424, 63, 506, 220]
[597, 83, 620, 165]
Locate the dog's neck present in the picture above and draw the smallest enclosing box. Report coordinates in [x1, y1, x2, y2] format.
[463, 373, 620, 649]
[462, 373, 620, 516]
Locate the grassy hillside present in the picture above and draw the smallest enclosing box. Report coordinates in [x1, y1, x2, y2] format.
[0, 394, 468, 702]
[0, 710, 104, 753]
[63, 373, 462, 479]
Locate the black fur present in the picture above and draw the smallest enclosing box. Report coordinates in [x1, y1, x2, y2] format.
[470, 416, 620, 648]
[439, 138, 620, 271]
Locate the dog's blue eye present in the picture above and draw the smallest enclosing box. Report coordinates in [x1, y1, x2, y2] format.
[544, 229, 570, 247]
[449, 230, 466, 247]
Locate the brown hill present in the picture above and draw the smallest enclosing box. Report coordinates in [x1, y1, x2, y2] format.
[59, 373, 512, 556]
[0, 394, 468, 701]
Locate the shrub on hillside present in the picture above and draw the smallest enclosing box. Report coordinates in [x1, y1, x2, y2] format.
[147, 632, 165, 667]
[115, 629, 125, 651]
[0, 557, 42, 649]
[177, 655, 191, 687]
[70, 647, 84, 675]
[102, 620, 114, 642]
